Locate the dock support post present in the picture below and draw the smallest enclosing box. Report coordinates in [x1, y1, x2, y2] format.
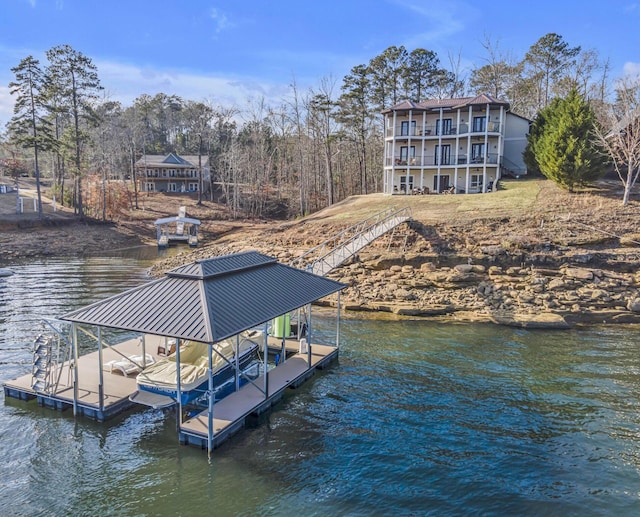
[141, 334, 146, 367]
[98, 327, 104, 412]
[307, 304, 312, 368]
[175, 339, 182, 434]
[207, 342, 214, 457]
[235, 335, 240, 392]
[336, 291, 341, 349]
[263, 322, 269, 398]
[72, 323, 79, 417]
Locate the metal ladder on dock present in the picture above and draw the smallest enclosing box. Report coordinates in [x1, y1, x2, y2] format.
[32, 334, 54, 393]
[31, 321, 73, 394]
[291, 206, 412, 276]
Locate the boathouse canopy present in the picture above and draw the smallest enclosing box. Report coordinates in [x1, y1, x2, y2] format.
[154, 215, 201, 227]
[60, 251, 345, 343]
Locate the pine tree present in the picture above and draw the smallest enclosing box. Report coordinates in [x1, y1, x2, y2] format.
[8, 56, 52, 218]
[45, 44, 103, 218]
[535, 89, 608, 192]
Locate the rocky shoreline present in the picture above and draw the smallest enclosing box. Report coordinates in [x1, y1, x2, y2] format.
[147, 238, 640, 328]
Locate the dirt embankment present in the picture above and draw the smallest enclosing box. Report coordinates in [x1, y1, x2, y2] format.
[3, 177, 640, 327]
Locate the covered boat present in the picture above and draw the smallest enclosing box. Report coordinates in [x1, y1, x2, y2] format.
[136, 335, 259, 405]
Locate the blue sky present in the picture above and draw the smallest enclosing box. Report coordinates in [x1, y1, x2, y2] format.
[1, 0, 639, 128]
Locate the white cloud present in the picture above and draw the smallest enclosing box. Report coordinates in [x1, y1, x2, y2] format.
[95, 60, 289, 111]
[396, 0, 472, 46]
[623, 61, 640, 80]
[210, 8, 234, 34]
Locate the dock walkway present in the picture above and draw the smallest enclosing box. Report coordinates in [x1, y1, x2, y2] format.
[180, 344, 337, 449]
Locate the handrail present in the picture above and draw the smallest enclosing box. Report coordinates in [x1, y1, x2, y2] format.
[291, 206, 412, 276]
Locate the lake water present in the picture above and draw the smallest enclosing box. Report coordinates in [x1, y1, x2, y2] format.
[1, 252, 640, 516]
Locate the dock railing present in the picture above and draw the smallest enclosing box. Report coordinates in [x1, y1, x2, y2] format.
[290, 206, 412, 276]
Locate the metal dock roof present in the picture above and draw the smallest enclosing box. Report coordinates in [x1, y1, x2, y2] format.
[60, 251, 345, 343]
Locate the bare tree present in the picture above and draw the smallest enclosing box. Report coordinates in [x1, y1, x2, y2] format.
[594, 75, 640, 205]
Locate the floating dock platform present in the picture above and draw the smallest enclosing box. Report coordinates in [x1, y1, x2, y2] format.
[3, 334, 338, 448]
[3, 335, 165, 422]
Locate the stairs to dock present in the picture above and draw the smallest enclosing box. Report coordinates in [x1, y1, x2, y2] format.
[291, 206, 412, 276]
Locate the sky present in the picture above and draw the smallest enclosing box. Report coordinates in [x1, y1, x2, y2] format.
[0, 0, 639, 128]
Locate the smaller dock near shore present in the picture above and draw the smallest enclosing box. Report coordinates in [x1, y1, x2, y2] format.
[3, 251, 345, 456]
[155, 206, 200, 247]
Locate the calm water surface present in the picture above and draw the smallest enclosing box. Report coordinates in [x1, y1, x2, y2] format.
[1, 252, 640, 516]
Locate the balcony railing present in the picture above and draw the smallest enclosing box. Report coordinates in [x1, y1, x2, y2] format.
[386, 121, 502, 138]
[386, 153, 500, 167]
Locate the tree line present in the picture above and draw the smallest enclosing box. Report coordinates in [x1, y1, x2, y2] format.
[1, 33, 637, 220]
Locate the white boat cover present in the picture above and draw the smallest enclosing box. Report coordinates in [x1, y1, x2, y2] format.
[137, 336, 257, 391]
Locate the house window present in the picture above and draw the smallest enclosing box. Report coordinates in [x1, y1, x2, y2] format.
[144, 182, 155, 192]
[399, 175, 414, 192]
[471, 143, 485, 163]
[399, 146, 415, 165]
[168, 183, 177, 192]
[188, 182, 199, 192]
[434, 145, 451, 165]
[433, 175, 450, 192]
[471, 174, 483, 190]
[473, 116, 486, 132]
[400, 120, 416, 136]
[436, 118, 453, 135]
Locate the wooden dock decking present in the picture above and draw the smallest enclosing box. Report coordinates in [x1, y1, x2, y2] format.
[180, 343, 338, 449]
[3, 334, 338, 449]
[3, 334, 166, 421]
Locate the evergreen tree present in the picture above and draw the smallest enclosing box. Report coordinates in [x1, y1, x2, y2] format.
[535, 89, 607, 192]
[8, 56, 51, 218]
[523, 33, 581, 113]
[45, 44, 103, 218]
[337, 64, 373, 194]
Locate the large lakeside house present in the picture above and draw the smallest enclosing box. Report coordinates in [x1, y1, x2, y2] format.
[135, 153, 210, 193]
[382, 94, 529, 195]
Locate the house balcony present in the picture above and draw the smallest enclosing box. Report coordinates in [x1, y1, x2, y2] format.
[385, 121, 502, 139]
[386, 153, 500, 167]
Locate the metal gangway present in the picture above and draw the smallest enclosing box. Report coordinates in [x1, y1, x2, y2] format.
[291, 206, 412, 276]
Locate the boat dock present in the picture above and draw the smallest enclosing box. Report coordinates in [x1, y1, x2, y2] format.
[3, 251, 346, 456]
[3, 334, 337, 447]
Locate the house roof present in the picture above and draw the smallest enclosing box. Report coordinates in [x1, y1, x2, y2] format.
[135, 153, 210, 169]
[60, 251, 345, 343]
[382, 94, 511, 114]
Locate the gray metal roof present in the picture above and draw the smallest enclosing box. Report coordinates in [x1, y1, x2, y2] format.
[60, 251, 345, 343]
